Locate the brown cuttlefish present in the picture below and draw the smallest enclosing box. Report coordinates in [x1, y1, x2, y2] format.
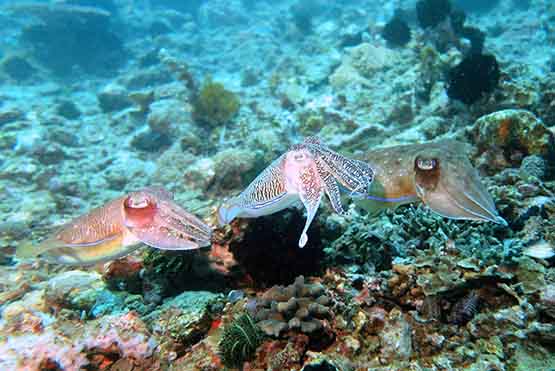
[16, 187, 212, 265]
[353, 140, 507, 225]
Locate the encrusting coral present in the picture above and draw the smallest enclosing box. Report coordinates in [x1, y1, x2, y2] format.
[249, 276, 334, 345]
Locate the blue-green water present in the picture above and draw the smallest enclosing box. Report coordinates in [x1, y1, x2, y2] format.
[0, 1, 554, 370]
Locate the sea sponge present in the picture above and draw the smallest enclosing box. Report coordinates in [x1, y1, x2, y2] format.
[192, 79, 240, 128]
[446, 53, 500, 105]
[381, 16, 411, 47]
[218, 313, 264, 368]
[416, 0, 452, 28]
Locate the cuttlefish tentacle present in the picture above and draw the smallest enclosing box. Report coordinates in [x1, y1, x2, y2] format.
[289, 150, 325, 247]
[314, 156, 346, 215]
[217, 139, 374, 247]
[355, 140, 507, 225]
[304, 138, 374, 195]
[17, 187, 212, 265]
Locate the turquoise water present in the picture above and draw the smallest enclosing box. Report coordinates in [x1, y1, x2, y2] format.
[0, 1, 554, 370]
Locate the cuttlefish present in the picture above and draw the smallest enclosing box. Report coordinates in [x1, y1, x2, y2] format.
[354, 140, 507, 225]
[16, 187, 212, 265]
[217, 137, 374, 247]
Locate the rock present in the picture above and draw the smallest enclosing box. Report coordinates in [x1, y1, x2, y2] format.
[379, 308, 412, 362]
[56, 100, 81, 120]
[47, 128, 80, 147]
[0, 55, 36, 81]
[0, 108, 23, 126]
[211, 148, 264, 192]
[46, 270, 106, 311]
[519, 155, 547, 180]
[469, 109, 555, 174]
[147, 98, 189, 136]
[12, 2, 126, 76]
[97, 84, 133, 113]
[143, 291, 223, 345]
[539, 284, 555, 319]
[348, 43, 394, 77]
[131, 128, 172, 152]
[515, 256, 546, 294]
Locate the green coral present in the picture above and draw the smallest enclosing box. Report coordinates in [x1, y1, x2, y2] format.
[218, 313, 264, 368]
[326, 204, 514, 272]
[192, 78, 240, 128]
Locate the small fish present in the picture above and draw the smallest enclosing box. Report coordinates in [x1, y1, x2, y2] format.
[523, 241, 555, 259]
[218, 138, 374, 248]
[16, 187, 212, 265]
[354, 140, 507, 225]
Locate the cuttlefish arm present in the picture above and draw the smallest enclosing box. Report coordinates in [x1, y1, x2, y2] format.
[355, 141, 507, 225]
[16, 187, 212, 265]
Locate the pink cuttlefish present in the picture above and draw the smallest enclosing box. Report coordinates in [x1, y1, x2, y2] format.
[354, 140, 507, 225]
[217, 138, 374, 247]
[16, 187, 212, 264]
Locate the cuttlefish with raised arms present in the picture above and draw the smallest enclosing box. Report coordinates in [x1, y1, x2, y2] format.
[354, 140, 507, 225]
[217, 137, 374, 247]
[16, 187, 212, 264]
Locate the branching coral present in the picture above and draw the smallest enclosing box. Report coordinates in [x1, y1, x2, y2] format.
[218, 313, 264, 368]
[192, 78, 240, 128]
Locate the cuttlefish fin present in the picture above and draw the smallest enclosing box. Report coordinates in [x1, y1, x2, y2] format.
[16, 234, 132, 265]
[354, 179, 418, 216]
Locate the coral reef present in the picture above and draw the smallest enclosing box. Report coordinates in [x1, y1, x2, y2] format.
[192, 79, 240, 129]
[143, 290, 224, 349]
[1, 0, 555, 370]
[468, 109, 555, 176]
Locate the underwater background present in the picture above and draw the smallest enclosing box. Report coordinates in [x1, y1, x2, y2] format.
[1, 0, 555, 370]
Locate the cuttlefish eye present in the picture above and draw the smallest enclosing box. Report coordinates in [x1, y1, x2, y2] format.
[123, 194, 157, 228]
[415, 157, 439, 171]
[293, 152, 308, 162]
[414, 156, 441, 190]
